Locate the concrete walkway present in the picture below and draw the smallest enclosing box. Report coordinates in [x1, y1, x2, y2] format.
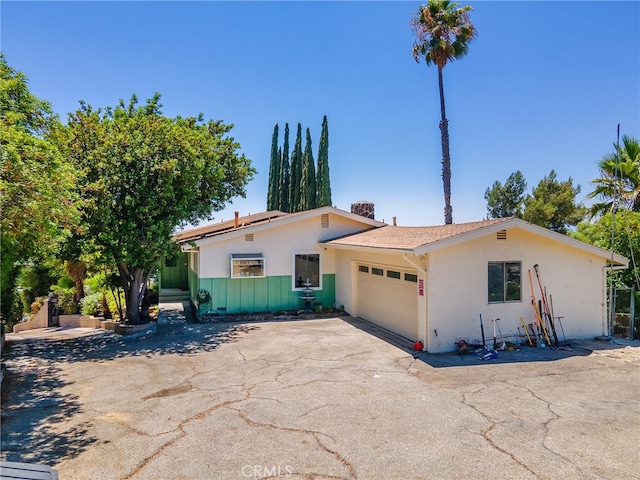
[1, 305, 639, 479]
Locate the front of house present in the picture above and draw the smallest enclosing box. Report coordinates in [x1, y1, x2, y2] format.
[173, 205, 627, 353]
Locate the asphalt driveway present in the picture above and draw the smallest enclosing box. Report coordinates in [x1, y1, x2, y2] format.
[1, 304, 639, 480]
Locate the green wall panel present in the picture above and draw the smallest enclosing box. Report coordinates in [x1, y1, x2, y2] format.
[197, 274, 336, 314]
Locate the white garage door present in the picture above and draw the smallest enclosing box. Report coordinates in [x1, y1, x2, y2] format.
[356, 264, 418, 340]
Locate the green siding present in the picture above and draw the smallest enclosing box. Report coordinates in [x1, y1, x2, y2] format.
[196, 274, 336, 314]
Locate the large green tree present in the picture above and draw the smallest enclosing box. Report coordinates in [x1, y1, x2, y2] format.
[289, 123, 303, 213]
[587, 135, 640, 218]
[484, 171, 527, 219]
[279, 123, 291, 212]
[0, 55, 78, 323]
[266, 123, 280, 211]
[60, 93, 254, 323]
[300, 128, 317, 211]
[316, 115, 332, 207]
[522, 170, 586, 234]
[572, 211, 640, 290]
[411, 0, 476, 224]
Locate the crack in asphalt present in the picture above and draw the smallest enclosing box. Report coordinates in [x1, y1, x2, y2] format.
[461, 384, 539, 478]
[230, 407, 357, 479]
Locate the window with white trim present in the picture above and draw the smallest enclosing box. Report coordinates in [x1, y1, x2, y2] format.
[230, 254, 265, 278]
[293, 253, 321, 289]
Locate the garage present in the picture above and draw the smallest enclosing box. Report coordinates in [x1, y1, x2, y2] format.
[356, 263, 418, 340]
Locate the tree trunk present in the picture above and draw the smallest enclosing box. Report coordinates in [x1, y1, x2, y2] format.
[438, 66, 453, 225]
[117, 262, 149, 324]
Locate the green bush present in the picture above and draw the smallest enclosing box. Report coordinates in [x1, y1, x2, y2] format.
[81, 292, 102, 316]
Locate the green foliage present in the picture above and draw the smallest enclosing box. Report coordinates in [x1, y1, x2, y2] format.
[522, 170, 586, 233]
[484, 171, 527, 219]
[81, 292, 103, 316]
[267, 124, 280, 211]
[300, 128, 317, 211]
[17, 264, 59, 314]
[587, 135, 640, 217]
[411, 0, 476, 69]
[0, 55, 79, 323]
[289, 123, 303, 213]
[58, 93, 255, 323]
[316, 115, 332, 207]
[572, 211, 640, 289]
[279, 124, 291, 212]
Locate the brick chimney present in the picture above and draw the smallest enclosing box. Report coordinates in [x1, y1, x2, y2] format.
[351, 201, 375, 220]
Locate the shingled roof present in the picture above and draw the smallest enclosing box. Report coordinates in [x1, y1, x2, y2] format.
[322, 218, 514, 250]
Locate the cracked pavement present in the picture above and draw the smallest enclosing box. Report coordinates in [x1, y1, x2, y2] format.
[2, 305, 639, 480]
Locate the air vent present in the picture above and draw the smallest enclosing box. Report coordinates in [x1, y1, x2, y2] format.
[321, 214, 329, 228]
[245, 234, 254, 242]
[496, 230, 507, 240]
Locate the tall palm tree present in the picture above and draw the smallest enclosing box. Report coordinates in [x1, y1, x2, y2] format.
[411, 0, 476, 224]
[588, 135, 640, 218]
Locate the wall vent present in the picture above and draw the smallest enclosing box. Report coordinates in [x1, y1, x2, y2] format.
[245, 234, 254, 242]
[321, 214, 329, 228]
[496, 230, 507, 240]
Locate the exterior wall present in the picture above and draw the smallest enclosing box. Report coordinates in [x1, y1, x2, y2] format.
[425, 227, 607, 352]
[334, 249, 426, 341]
[194, 212, 368, 314]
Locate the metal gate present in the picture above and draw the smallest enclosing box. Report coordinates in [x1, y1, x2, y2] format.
[612, 287, 638, 340]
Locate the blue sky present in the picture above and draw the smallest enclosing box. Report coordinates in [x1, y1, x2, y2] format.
[2, 1, 639, 226]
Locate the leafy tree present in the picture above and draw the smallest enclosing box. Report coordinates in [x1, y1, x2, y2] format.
[266, 124, 280, 211]
[572, 211, 640, 290]
[279, 123, 291, 212]
[316, 115, 332, 207]
[0, 55, 78, 324]
[587, 135, 640, 217]
[300, 128, 317, 211]
[411, 0, 476, 224]
[289, 123, 303, 213]
[484, 171, 527, 219]
[59, 93, 255, 323]
[522, 170, 586, 234]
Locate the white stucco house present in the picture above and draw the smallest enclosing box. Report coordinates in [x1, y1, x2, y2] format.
[172, 204, 628, 353]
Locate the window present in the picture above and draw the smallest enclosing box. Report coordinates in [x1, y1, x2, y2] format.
[404, 273, 418, 283]
[387, 270, 401, 279]
[230, 254, 265, 278]
[294, 253, 321, 289]
[358, 265, 369, 273]
[321, 214, 329, 228]
[372, 267, 383, 276]
[488, 261, 521, 303]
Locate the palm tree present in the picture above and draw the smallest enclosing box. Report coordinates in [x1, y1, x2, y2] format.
[411, 0, 476, 224]
[588, 135, 640, 217]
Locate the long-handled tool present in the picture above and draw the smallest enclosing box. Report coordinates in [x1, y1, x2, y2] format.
[549, 294, 567, 344]
[533, 264, 560, 347]
[479, 313, 486, 349]
[520, 316, 533, 346]
[528, 269, 551, 346]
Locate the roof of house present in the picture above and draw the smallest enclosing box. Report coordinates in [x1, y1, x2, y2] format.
[174, 206, 385, 245]
[173, 210, 289, 243]
[323, 218, 511, 250]
[323, 217, 628, 266]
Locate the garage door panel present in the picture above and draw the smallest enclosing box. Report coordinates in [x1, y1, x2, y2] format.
[356, 264, 417, 340]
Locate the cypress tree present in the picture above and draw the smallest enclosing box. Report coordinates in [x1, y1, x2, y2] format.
[300, 128, 317, 211]
[316, 115, 331, 207]
[279, 123, 291, 212]
[266, 123, 279, 211]
[289, 123, 303, 212]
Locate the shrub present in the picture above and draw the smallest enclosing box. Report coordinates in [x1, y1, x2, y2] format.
[81, 292, 102, 316]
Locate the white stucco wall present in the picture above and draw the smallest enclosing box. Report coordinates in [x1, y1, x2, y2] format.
[425, 227, 607, 352]
[197, 213, 376, 280]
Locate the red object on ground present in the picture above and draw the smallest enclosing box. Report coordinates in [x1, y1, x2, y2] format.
[413, 340, 423, 351]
